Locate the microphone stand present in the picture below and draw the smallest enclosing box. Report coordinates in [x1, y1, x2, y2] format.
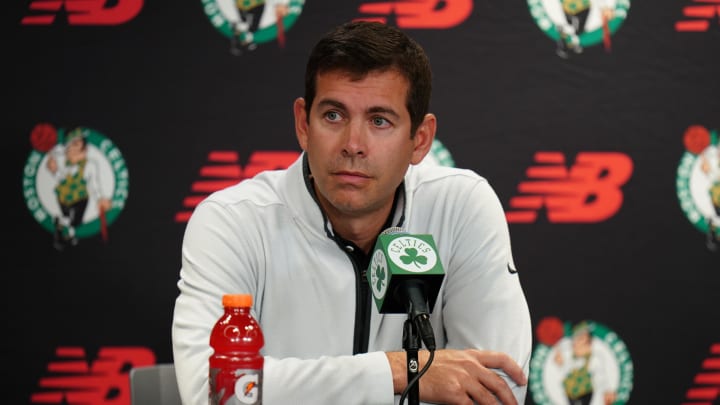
[402, 317, 420, 405]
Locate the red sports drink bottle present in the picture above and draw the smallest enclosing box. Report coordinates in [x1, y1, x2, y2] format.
[209, 294, 264, 405]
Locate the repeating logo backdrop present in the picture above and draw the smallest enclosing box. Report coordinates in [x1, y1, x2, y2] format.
[8, 0, 719, 404]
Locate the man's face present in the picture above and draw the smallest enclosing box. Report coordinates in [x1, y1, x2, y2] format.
[294, 69, 431, 219]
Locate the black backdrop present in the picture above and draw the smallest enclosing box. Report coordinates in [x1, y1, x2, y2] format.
[8, 0, 720, 404]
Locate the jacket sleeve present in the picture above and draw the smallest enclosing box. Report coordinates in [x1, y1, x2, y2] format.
[263, 354, 395, 404]
[438, 178, 533, 403]
[172, 198, 257, 405]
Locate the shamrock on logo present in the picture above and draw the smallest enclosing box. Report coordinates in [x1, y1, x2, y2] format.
[373, 264, 386, 291]
[400, 248, 427, 269]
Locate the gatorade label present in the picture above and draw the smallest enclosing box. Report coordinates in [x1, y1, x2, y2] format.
[210, 368, 263, 404]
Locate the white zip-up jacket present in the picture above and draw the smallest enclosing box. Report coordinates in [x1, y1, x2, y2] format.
[172, 153, 532, 404]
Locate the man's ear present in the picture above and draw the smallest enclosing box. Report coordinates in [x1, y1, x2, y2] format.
[410, 113, 437, 165]
[294, 97, 308, 150]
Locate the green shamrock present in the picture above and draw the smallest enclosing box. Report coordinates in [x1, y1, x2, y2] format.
[373, 264, 386, 291]
[400, 247, 427, 269]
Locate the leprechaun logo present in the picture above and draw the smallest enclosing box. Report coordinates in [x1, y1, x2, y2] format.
[527, 0, 630, 58]
[676, 125, 720, 252]
[201, 0, 304, 56]
[530, 317, 634, 405]
[23, 123, 129, 251]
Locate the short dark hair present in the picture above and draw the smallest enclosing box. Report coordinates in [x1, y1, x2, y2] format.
[303, 21, 432, 137]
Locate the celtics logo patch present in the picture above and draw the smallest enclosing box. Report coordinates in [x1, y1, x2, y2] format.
[201, 0, 304, 55]
[527, 0, 630, 58]
[23, 123, 129, 251]
[676, 125, 720, 251]
[530, 317, 634, 405]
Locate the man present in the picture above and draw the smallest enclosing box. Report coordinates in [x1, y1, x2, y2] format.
[172, 21, 531, 404]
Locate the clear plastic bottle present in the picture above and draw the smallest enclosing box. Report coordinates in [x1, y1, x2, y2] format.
[209, 294, 264, 405]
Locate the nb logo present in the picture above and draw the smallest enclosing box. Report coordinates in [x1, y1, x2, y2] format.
[505, 152, 633, 223]
[356, 0, 472, 29]
[30, 346, 155, 404]
[683, 343, 720, 403]
[21, 0, 143, 25]
[175, 150, 300, 223]
[675, 0, 720, 32]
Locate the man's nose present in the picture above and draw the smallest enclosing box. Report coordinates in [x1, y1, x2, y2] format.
[341, 122, 366, 157]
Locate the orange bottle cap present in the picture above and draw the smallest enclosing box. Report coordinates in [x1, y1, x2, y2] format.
[222, 294, 253, 307]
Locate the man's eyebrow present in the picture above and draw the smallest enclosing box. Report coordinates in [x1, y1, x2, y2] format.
[367, 106, 400, 119]
[316, 98, 346, 110]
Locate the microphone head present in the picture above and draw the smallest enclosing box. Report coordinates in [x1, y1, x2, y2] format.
[380, 226, 406, 236]
[367, 230, 445, 314]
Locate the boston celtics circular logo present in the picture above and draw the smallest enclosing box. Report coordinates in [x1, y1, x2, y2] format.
[23, 123, 129, 250]
[530, 317, 634, 404]
[676, 125, 720, 251]
[527, 0, 630, 58]
[423, 138, 456, 167]
[387, 236, 438, 274]
[201, 0, 304, 55]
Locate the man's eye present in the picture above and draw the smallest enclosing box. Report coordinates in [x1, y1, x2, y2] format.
[325, 111, 341, 121]
[372, 117, 390, 127]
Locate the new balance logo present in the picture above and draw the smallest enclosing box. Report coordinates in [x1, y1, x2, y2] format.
[675, 0, 720, 32]
[505, 152, 633, 223]
[30, 346, 155, 404]
[356, 0, 472, 29]
[21, 0, 143, 25]
[683, 343, 720, 404]
[175, 150, 300, 223]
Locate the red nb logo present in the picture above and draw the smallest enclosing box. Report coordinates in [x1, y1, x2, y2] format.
[683, 343, 720, 404]
[675, 0, 720, 32]
[30, 346, 155, 404]
[505, 152, 634, 223]
[175, 150, 301, 223]
[356, 0, 472, 29]
[21, 0, 143, 25]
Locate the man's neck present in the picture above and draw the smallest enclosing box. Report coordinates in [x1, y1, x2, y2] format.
[326, 208, 392, 254]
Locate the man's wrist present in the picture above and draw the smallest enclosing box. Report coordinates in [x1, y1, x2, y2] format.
[385, 351, 406, 394]
[386, 350, 432, 394]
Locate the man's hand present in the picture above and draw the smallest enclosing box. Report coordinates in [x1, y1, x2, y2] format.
[386, 349, 527, 405]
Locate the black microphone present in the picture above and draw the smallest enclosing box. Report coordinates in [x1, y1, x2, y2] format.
[366, 227, 445, 350]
